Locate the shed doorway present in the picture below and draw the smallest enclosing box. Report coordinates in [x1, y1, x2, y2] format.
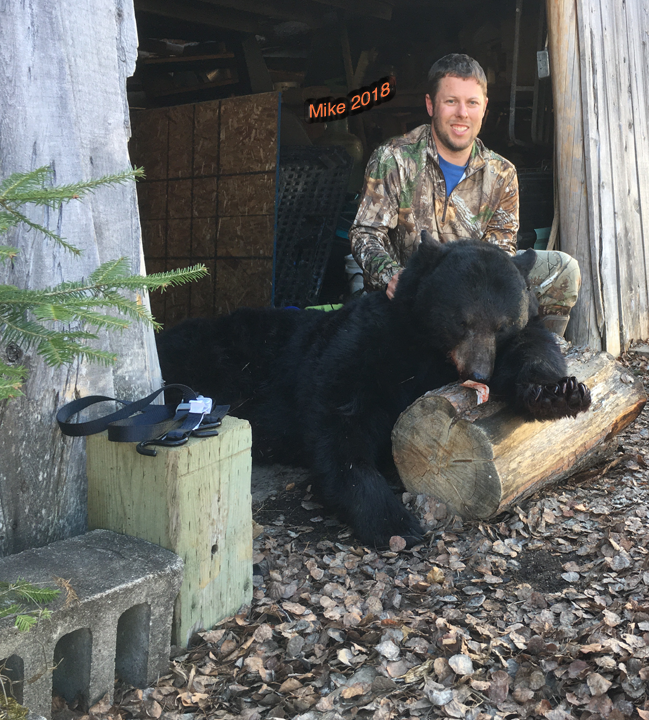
[128, 0, 555, 325]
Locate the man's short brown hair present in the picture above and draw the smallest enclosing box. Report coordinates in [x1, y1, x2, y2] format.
[427, 54, 488, 103]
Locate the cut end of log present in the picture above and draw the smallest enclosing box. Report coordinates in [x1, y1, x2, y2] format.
[392, 387, 503, 519]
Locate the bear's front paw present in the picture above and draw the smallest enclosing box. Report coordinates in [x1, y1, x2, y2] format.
[522, 376, 591, 419]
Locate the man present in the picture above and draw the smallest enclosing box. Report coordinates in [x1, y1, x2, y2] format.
[349, 53, 580, 336]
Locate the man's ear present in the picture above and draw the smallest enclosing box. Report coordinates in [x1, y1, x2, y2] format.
[512, 248, 536, 279]
[425, 93, 434, 118]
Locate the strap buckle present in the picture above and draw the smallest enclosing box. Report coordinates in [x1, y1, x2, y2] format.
[136, 399, 227, 457]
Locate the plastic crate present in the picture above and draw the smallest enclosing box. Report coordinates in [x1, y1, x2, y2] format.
[274, 146, 353, 308]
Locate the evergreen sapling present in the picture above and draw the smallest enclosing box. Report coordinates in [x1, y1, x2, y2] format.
[0, 167, 207, 400]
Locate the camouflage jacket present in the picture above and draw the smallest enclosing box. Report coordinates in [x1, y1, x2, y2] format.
[349, 124, 519, 291]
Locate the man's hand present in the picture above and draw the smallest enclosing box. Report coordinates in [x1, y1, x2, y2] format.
[386, 270, 403, 300]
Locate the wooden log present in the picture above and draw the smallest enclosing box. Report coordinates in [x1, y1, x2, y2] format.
[86, 415, 253, 648]
[392, 349, 646, 519]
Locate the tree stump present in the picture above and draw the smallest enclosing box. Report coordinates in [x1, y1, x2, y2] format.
[392, 349, 646, 519]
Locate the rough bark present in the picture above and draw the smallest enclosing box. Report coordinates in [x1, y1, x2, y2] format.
[0, 0, 161, 556]
[392, 350, 646, 519]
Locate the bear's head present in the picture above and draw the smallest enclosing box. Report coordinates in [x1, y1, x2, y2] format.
[394, 233, 537, 383]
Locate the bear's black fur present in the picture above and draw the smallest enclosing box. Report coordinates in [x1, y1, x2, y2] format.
[157, 237, 591, 547]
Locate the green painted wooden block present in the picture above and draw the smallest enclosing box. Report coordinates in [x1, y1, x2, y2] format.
[86, 415, 253, 647]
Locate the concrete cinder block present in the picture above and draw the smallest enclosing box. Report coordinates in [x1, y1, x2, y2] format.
[0, 530, 183, 719]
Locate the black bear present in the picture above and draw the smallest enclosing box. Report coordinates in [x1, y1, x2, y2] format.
[157, 237, 591, 547]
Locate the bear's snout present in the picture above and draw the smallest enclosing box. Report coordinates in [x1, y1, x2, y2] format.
[449, 332, 496, 383]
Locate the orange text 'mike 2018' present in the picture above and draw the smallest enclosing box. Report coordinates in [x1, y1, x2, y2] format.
[304, 77, 396, 123]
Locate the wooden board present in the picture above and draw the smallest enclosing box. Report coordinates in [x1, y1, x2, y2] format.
[86, 416, 253, 647]
[392, 350, 646, 519]
[130, 91, 279, 327]
[548, 0, 649, 353]
[546, 0, 601, 349]
[625, 0, 649, 326]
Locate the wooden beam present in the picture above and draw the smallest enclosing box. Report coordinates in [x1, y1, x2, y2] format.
[546, 0, 603, 350]
[0, 0, 162, 554]
[199, 0, 324, 26]
[141, 53, 235, 65]
[310, 0, 392, 21]
[241, 35, 274, 93]
[625, 0, 649, 339]
[87, 417, 254, 648]
[134, 0, 266, 34]
[148, 75, 239, 99]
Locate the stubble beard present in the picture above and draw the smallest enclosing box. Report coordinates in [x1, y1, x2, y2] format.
[432, 114, 477, 155]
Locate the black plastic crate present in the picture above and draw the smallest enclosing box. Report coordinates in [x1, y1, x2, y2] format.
[274, 146, 353, 308]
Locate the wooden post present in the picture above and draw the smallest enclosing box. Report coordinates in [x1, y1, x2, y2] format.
[86, 416, 253, 647]
[392, 350, 646, 519]
[0, 0, 160, 556]
[546, 0, 603, 350]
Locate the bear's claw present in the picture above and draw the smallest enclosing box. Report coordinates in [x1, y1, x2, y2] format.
[523, 375, 591, 419]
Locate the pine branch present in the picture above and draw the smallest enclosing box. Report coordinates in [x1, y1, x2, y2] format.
[37, 337, 117, 368]
[0, 604, 22, 619]
[13, 582, 60, 604]
[2, 213, 81, 255]
[0, 167, 144, 205]
[0, 167, 51, 198]
[0, 214, 18, 234]
[0, 166, 144, 255]
[127, 264, 209, 291]
[14, 615, 38, 632]
[0, 363, 26, 399]
[0, 245, 18, 263]
[33, 305, 132, 330]
[1, 315, 61, 348]
[0, 579, 60, 631]
[0, 167, 208, 401]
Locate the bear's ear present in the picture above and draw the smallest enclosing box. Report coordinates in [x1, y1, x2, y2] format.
[420, 229, 444, 250]
[512, 248, 536, 279]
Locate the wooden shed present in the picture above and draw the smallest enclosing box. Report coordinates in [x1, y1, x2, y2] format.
[125, 0, 649, 356]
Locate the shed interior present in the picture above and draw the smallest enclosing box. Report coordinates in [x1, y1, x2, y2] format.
[128, 0, 555, 324]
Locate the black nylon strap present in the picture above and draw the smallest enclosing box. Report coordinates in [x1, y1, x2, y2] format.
[56, 384, 198, 441]
[107, 405, 181, 443]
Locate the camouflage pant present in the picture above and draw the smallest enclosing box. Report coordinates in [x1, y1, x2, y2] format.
[521, 250, 581, 318]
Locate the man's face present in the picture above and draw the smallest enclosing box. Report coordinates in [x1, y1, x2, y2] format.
[425, 76, 488, 157]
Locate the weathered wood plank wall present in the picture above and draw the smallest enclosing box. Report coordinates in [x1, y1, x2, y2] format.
[548, 0, 649, 355]
[0, 0, 160, 556]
